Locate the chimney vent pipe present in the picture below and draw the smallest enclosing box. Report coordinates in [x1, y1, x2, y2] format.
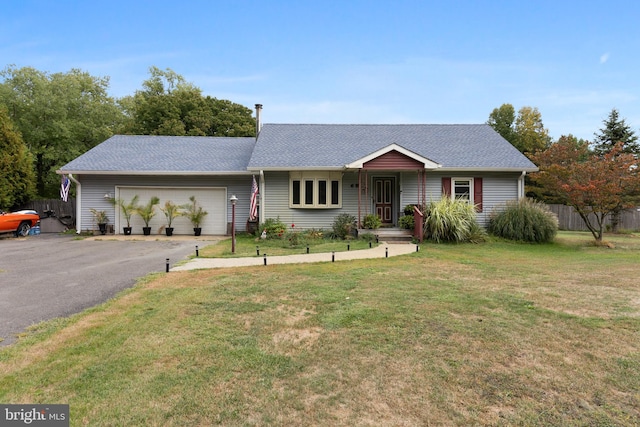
[255, 104, 263, 137]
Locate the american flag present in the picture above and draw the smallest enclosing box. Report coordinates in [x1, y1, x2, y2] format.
[249, 175, 259, 221]
[60, 175, 70, 202]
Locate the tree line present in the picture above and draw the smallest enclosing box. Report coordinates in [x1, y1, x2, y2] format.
[0, 65, 256, 207]
[2, 64, 639, 243]
[487, 103, 640, 242]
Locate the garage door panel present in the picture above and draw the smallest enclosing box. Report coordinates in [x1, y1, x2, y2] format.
[117, 187, 226, 235]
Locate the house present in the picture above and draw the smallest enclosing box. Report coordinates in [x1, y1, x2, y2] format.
[57, 108, 538, 235]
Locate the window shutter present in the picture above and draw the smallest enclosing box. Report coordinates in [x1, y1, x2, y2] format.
[474, 177, 483, 212]
[442, 177, 451, 197]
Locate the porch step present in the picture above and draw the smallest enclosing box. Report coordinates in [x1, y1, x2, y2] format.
[358, 228, 413, 243]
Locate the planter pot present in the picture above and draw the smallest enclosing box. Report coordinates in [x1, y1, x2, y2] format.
[98, 223, 107, 235]
[193, 227, 202, 236]
[123, 227, 132, 235]
[142, 227, 151, 236]
[165, 227, 174, 236]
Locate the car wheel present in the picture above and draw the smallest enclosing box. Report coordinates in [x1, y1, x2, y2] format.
[16, 222, 31, 237]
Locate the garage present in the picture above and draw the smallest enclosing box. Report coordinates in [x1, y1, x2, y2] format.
[116, 187, 227, 235]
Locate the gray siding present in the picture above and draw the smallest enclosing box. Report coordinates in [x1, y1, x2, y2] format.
[77, 175, 256, 233]
[263, 170, 522, 230]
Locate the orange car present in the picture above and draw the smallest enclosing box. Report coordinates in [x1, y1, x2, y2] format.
[0, 210, 41, 237]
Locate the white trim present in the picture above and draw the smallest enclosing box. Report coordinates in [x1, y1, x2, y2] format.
[440, 167, 538, 172]
[450, 177, 475, 205]
[345, 143, 441, 169]
[289, 171, 342, 209]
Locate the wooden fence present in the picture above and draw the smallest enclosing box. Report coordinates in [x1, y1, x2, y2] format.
[21, 199, 76, 230]
[548, 204, 640, 231]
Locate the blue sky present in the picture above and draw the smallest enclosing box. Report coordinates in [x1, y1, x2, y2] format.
[2, 0, 639, 141]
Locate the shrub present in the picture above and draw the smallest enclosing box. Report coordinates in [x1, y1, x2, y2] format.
[362, 214, 382, 230]
[422, 198, 485, 243]
[261, 217, 286, 239]
[488, 198, 558, 243]
[399, 214, 414, 230]
[330, 213, 357, 240]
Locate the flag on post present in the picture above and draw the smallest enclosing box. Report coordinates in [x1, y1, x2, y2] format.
[249, 175, 259, 221]
[60, 174, 70, 202]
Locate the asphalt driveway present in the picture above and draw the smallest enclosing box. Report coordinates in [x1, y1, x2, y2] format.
[0, 233, 218, 347]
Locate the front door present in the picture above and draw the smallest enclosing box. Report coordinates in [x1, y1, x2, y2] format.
[374, 178, 394, 224]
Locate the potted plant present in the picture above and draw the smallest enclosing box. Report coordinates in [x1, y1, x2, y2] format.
[182, 195, 208, 236]
[110, 195, 138, 235]
[136, 196, 159, 235]
[160, 200, 182, 236]
[90, 208, 109, 235]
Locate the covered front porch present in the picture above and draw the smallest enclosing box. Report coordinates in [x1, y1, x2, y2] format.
[345, 143, 441, 228]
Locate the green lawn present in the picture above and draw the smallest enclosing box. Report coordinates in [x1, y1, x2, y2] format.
[1, 232, 639, 426]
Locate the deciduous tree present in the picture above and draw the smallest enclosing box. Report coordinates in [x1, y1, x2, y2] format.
[529, 140, 640, 243]
[0, 66, 123, 197]
[120, 67, 256, 137]
[487, 104, 551, 154]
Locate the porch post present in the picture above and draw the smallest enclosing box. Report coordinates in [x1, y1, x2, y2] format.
[357, 170, 362, 228]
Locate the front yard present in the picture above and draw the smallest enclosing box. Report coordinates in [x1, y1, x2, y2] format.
[1, 232, 638, 426]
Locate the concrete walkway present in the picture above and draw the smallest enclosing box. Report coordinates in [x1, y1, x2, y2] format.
[171, 242, 420, 271]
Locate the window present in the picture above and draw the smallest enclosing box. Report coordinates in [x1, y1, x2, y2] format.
[452, 178, 473, 204]
[290, 172, 342, 208]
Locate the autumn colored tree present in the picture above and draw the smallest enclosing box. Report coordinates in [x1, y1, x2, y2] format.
[487, 104, 550, 154]
[530, 140, 640, 243]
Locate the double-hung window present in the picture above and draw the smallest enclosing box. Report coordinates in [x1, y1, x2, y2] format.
[290, 172, 342, 208]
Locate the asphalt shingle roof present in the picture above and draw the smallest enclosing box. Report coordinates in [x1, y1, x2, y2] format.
[59, 124, 538, 174]
[248, 124, 538, 170]
[59, 135, 256, 173]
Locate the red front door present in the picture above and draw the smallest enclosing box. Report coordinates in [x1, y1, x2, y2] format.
[374, 178, 393, 224]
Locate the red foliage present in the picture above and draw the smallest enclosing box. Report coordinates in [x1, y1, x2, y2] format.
[529, 141, 640, 242]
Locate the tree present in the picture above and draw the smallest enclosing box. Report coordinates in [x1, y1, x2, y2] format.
[529, 140, 640, 244]
[0, 66, 123, 198]
[591, 109, 639, 231]
[488, 104, 550, 154]
[120, 66, 256, 137]
[593, 108, 639, 156]
[487, 103, 517, 146]
[514, 106, 551, 154]
[0, 106, 35, 209]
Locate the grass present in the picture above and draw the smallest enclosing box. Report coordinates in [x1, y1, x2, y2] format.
[198, 233, 377, 258]
[1, 231, 639, 426]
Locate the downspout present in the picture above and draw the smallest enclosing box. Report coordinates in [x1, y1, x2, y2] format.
[68, 174, 81, 234]
[518, 171, 526, 199]
[259, 170, 265, 224]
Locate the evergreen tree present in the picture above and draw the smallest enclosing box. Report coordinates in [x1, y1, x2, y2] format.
[0, 106, 35, 209]
[593, 108, 639, 156]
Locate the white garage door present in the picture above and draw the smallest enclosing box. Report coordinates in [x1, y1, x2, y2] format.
[116, 187, 226, 235]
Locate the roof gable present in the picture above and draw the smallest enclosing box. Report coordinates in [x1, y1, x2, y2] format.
[345, 143, 441, 170]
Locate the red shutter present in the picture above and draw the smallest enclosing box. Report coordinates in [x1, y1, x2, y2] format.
[474, 177, 483, 212]
[442, 177, 451, 197]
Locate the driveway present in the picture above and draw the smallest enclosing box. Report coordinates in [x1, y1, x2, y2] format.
[0, 233, 220, 347]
